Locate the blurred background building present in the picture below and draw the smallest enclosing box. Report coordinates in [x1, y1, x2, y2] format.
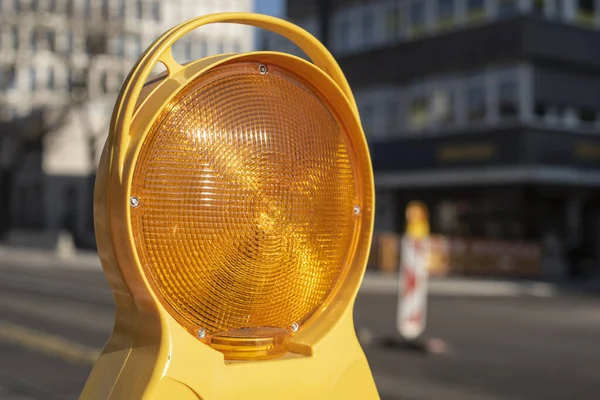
[0, 0, 253, 247]
[263, 0, 600, 278]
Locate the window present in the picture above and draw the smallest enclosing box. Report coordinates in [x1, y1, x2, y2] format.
[67, 68, 74, 90]
[385, 98, 398, 131]
[431, 89, 454, 125]
[135, 0, 143, 19]
[30, 66, 36, 91]
[119, 0, 126, 18]
[132, 35, 142, 58]
[0, 66, 16, 89]
[410, 1, 426, 31]
[467, 83, 486, 122]
[534, 101, 546, 118]
[386, 4, 402, 39]
[362, 104, 375, 136]
[216, 41, 224, 54]
[67, 30, 74, 52]
[467, 0, 485, 20]
[47, 68, 55, 89]
[12, 26, 19, 50]
[116, 35, 124, 56]
[200, 40, 208, 57]
[579, 108, 597, 123]
[339, 18, 351, 50]
[31, 0, 38, 11]
[30, 30, 37, 51]
[555, 0, 564, 17]
[498, 80, 519, 118]
[532, 0, 545, 15]
[46, 29, 55, 51]
[578, 0, 595, 23]
[409, 95, 429, 129]
[84, 0, 91, 18]
[49, 0, 56, 12]
[152, 1, 160, 21]
[102, 0, 109, 19]
[100, 71, 108, 93]
[7, 67, 16, 89]
[361, 11, 374, 43]
[438, 0, 455, 26]
[66, 0, 73, 16]
[13, 0, 19, 12]
[497, 0, 519, 18]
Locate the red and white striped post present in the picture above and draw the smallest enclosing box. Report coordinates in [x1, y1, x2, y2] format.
[397, 201, 431, 342]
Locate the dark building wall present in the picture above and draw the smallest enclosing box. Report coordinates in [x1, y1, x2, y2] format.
[534, 66, 600, 110]
[370, 127, 600, 173]
[328, 17, 600, 89]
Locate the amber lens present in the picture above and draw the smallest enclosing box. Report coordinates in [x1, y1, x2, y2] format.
[131, 62, 361, 338]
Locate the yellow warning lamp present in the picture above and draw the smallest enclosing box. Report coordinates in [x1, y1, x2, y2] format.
[80, 13, 377, 399]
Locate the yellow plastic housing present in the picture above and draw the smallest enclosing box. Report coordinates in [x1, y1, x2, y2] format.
[80, 12, 378, 400]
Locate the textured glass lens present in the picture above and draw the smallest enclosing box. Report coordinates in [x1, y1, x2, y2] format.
[131, 62, 360, 336]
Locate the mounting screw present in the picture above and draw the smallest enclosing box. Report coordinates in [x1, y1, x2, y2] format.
[353, 205, 361, 215]
[130, 196, 140, 208]
[197, 328, 206, 339]
[290, 322, 300, 333]
[258, 64, 268, 74]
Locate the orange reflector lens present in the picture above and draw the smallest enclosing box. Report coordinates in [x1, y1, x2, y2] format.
[130, 62, 362, 353]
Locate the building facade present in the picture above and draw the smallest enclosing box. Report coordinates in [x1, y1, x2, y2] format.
[265, 0, 600, 277]
[0, 0, 254, 246]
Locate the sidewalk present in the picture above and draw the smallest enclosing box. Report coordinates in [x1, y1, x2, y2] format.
[361, 271, 558, 297]
[1, 245, 599, 297]
[0, 245, 101, 270]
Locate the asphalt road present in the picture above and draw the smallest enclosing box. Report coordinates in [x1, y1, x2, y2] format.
[0, 263, 599, 400]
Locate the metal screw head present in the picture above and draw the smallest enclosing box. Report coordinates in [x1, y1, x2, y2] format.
[258, 64, 268, 74]
[197, 328, 206, 339]
[130, 196, 140, 208]
[353, 205, 361, 215]
[290, 322, 300, 333]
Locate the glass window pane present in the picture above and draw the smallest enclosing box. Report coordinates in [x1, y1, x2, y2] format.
[30, 66, 36, 91]
[136, 0, 143, 19]
[385, 99, 398, 131]
[467, 0, 485, 19]
[386, 4, 402, 39]
[432, 89, 454, 124]
[497, 0, 519, 18]
[152, 2, 161, 21]
[48, 68, 54, 89]
[12, 26, 19, 49]
[340, 19, 351, 50]
[499, 80, 518, 118]
[362, 104, 375, 136]
[410, 95, 429, 129]
[467, 84, 486, 122]
[361, 12, 374, 43]
[579, 108, 597, 123]
[438, 0, 455, 25]
[532, 0, 545, 15]
[578, 0, 595, 23]
[410, 1, 426, 28]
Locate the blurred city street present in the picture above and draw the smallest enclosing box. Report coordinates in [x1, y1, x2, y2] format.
[1, 249, 600, 400]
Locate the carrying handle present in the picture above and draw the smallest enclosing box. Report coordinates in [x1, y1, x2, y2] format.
[111, 12, 359, 176]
